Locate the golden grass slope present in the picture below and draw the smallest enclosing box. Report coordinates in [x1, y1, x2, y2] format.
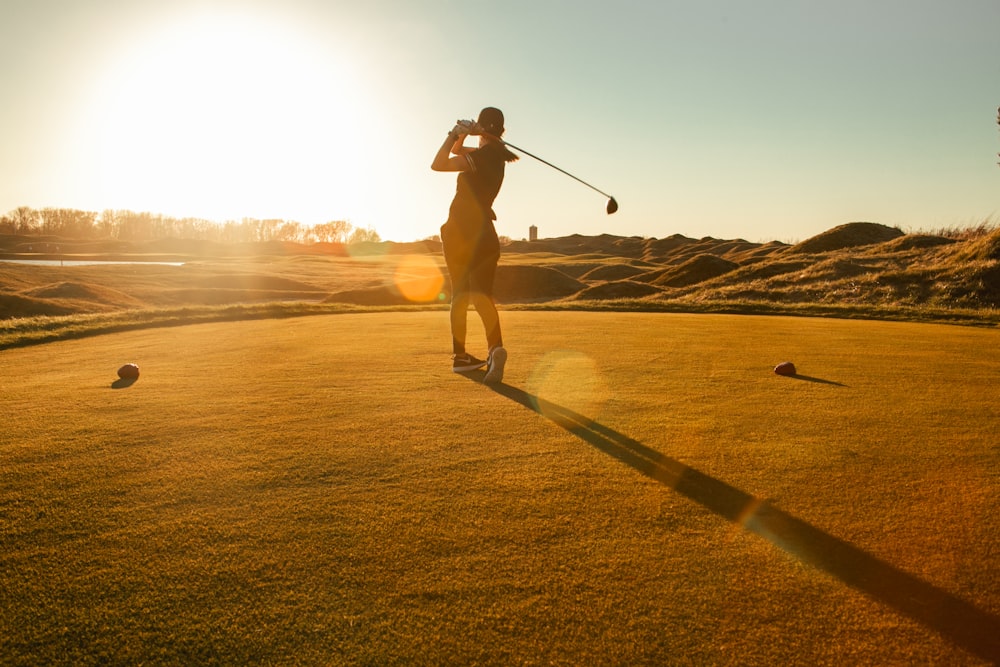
[1, 312, 998, 664]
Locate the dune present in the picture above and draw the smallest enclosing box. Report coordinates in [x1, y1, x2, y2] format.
[23, 281, 146, 310]
[506, 233, 646, 258]
[493, 265, 585, 302]
[798, 257, 882, 281]
[881, 234, 956, 252]
[0, 293, 78, 318]
[954, 226, 1000, 262]
[324, 287, 404, 306]
[580, 264, 649, 281]
[789, 222, 904, 254]
[324, 264, 584, 306]
[647, 254, 740, 288]
[720, 259, 812, 283]
[324, 264, 585, 306]
[641, 233, 696, 262]
[573, 280, 664, 300]
[191, 274, 325, 292]
[538, 262, 608, 279]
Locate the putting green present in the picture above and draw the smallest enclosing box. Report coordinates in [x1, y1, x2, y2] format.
[1, 312, 997, 664]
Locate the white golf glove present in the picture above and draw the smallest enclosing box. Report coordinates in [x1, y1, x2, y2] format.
[455, 119, 482, 135]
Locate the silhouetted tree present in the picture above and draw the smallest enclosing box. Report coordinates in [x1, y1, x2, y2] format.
[96, 210, 119, 238]
[39, 208, 97, 237]
[9, 207, 40, 234]
[347, 226, 381, 244]
[311, 220, 351, 243]
[275, 221, 304, 242]
[1, 206, 386, 246]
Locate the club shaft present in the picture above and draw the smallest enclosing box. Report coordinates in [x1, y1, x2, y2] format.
[499, 140, 613, 200]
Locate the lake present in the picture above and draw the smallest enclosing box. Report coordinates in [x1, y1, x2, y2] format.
[0, 259, 185, 267]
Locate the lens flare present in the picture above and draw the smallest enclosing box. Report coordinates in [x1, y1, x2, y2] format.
[393, 255, 446, 303]
[527, 350, 610, 420]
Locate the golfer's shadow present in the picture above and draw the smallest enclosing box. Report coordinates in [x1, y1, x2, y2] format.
[473, 377, 1000, 663]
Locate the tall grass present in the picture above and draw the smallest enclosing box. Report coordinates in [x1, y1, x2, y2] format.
[917, 216, 999, 240]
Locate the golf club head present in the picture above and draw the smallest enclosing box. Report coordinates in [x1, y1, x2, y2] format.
[606, 197, 619, 215]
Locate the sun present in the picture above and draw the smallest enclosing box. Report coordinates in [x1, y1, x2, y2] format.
[85, 8, 384, 224]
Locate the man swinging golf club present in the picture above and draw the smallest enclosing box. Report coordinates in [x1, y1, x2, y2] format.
[431, 107, 518, 383]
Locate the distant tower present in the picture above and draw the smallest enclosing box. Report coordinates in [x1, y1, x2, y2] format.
[529, 225, 538, 242]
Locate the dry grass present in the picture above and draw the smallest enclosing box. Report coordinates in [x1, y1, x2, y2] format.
[1, 311, 998, 665]
[3, 220, 1000, 325]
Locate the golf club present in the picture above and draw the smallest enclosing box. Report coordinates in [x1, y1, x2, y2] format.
[501, 139, 619, 215]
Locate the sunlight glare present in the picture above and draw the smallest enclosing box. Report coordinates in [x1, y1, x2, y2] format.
[527, 350, 611, 420]
[87, 9, 384, 224]
[393, 255, 446, 303]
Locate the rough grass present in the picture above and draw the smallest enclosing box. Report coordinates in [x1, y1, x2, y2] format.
[3, 221, 1000, 323]
[1, 311, 998, 665]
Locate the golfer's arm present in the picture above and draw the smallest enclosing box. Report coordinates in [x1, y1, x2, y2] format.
[451, 139, 474, 156]
[431, 134, 470, 171]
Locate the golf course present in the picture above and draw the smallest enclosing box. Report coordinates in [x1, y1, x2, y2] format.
[1, 225, 999, 665]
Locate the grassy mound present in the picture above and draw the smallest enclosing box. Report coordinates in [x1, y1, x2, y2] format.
[325, 284, 440, 306]
[580, 263, 649, 281]
[25, 281, 146, 309]
[188, 274, 324, 292]
[647, 254, 740, 288]
[573, 280, 664, 300]
[882, 234, 956, 252]
[492, 265, 585, 302]
[790, 222, 904, 254]
[0, 293, 79, 318]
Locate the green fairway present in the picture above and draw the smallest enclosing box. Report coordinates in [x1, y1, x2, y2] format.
[1, 312, 998, 665]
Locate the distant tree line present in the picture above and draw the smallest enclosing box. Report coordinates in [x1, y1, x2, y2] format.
[0, 206, 381, 244]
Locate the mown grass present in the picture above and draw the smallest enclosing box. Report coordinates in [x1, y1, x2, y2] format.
[0, 302, 436, 350]
[1, 311, 998, 665]
[2, 296, 997, 352]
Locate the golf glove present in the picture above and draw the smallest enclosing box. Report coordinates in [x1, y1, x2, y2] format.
[455, 119, 482, 135]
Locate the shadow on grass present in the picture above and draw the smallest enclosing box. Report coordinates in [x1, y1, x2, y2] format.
[791, 373, 847, 386]
[477, 377, 1000, 663]
[111, 377, 137, 389]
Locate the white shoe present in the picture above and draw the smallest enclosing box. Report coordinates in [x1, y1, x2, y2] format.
[484, 347, 507, 384]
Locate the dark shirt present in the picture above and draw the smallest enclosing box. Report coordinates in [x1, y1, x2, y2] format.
[445, 142, 508, 248]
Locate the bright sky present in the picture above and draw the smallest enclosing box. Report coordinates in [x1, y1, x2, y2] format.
[2, 0, 998, 243]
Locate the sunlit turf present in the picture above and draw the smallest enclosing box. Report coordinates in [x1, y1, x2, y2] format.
[1, 312, 998, 664]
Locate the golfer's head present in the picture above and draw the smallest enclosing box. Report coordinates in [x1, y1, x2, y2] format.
[477, 107, 504, 136]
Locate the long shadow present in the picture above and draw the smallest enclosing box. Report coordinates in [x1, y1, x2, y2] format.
[479, 378, 1000, 663]
[791, 373, 847, 386]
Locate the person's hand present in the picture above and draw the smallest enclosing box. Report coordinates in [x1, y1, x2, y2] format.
[455, 119, 482, 135]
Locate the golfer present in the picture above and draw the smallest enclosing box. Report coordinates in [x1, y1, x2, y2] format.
[431, 106, 518, 383]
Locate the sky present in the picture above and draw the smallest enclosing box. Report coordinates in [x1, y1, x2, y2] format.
[1, 0, 998, 244]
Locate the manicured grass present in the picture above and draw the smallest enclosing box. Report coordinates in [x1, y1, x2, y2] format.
[1, 312, 998, 665]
